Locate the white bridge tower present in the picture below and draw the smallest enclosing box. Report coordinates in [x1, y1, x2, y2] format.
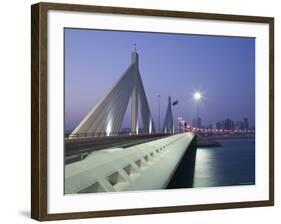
[70, 50, 155, 137]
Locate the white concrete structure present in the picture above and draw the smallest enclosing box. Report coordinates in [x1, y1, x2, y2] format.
[162, 96, 174, 133]
[65, 133, 194, 194]
[69, 50, 155, 138]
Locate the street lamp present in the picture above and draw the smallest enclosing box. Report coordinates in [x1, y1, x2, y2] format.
[193, 91, 202, 102]
[177, 117, 183, 133]
[193, 91, 202, 125]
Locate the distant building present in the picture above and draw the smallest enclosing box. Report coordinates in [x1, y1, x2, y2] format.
[216, 120, 225, 130]
[224, 118, 234, 130]
[243, 118, 249, 129]
[215, 118, 250, 131]
[192, 117, 202, 128]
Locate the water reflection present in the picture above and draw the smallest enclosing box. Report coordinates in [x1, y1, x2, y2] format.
[167, 138, 255, 189]
[193, 148, 217, 187]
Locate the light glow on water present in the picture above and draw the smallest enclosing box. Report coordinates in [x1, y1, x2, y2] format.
[193, 139, 255, 188]
[193, 149, 217, 187]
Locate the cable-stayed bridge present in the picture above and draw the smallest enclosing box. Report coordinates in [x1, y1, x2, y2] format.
[65, 50, 195, 194]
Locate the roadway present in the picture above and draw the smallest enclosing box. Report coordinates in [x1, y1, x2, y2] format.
[65, 134, 171, 164]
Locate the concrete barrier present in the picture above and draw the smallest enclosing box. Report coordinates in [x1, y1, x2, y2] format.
[65, 132, 195, 194]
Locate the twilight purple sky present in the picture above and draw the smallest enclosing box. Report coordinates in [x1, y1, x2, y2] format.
[64, 28, 255, 132]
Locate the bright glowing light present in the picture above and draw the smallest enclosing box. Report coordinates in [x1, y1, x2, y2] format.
[136, 122, 139, 135]
[106, 119, 112, 136]
[193, 92, 202, 101]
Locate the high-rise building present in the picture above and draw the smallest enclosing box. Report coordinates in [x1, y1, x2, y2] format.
[243, 118, 249, 130]
[224, 118, 234, 130]
[216, 121, 224, 129]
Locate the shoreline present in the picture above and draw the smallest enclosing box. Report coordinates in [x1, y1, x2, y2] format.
[201, 134, 255, 141]
[196, 134, 255, 147]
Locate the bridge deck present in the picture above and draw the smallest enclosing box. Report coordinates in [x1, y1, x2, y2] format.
[65, 134, 171, 164]
[65, 133, 195, 194]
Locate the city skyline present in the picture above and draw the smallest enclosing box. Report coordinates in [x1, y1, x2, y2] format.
[64, 28, 255, 133]
[190, 116, 252, 130]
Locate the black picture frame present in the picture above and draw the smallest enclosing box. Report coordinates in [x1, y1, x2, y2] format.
[31, 2, 274, 221]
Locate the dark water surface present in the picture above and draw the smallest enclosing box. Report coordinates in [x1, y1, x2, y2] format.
[167, 138, 255, 189]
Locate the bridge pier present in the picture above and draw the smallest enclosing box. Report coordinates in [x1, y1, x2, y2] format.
[167, 136, 198, 189]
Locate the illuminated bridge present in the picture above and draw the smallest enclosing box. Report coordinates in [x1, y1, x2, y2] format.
[65, 50, 196, 194]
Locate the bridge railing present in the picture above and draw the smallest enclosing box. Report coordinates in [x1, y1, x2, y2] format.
[65, 128, 254, 139]
[65, 131, 172, 139]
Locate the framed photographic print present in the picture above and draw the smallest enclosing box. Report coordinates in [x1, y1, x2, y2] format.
[31, 2, 274, 221]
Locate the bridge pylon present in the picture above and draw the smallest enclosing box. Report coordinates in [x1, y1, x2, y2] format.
[162, 96, 174, 134]
[70, 50, 155, 138]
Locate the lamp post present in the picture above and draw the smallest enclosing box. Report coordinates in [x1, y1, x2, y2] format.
[177, 117, 183, 133]
[193, 91, 202, 119]
[157, 94, 161, 133]
[193, 91, 202, 129]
